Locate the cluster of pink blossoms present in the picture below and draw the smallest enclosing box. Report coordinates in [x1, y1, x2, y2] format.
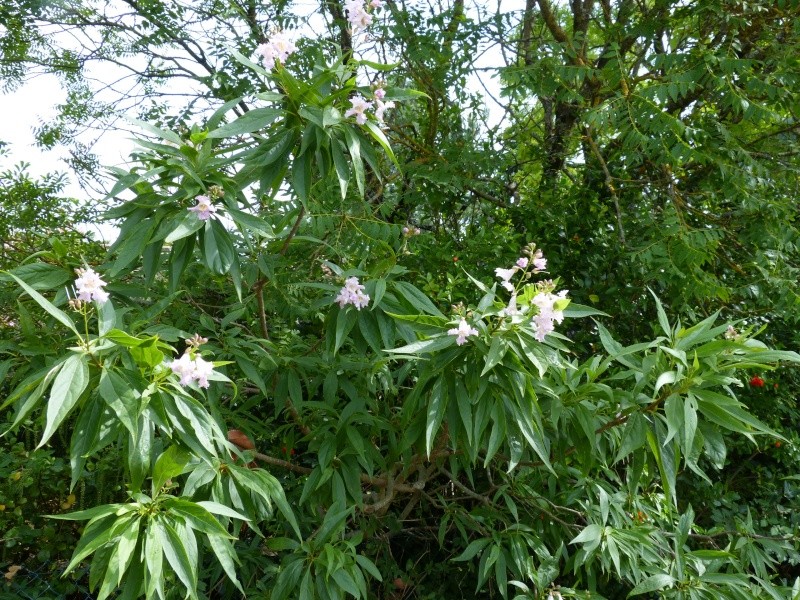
[345, 0, 383, 32]
[494, 249, 546, 292]
[253, 31, 298, 69]
[531, 290, 569, 341]
[188, 195, 218, 221]
[74, 268, 109, 304]
[345, 88, 396, 125]
[496, 245, 569, 342]
[170, 352, 215, 389]
[336, 277, 371, 310]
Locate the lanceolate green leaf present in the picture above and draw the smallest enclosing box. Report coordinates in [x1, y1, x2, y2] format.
[5, 271, 80, 336]
[39, 353, 90, 448]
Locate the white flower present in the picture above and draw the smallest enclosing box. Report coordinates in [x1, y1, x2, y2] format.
[170, 351, 216, 389]
[374, 99, 396, 122]
[345, 95, 372, 124]
[495, 267, 517, 292]
[74, 268, 109, 304]
[170, 353, 197, 386]
[448, 319, 479, 346]
[501, 294, 520, 317]
[188, 195, 217, 221]
[192, 356, 215, 389]
[345, 0, 373, 31]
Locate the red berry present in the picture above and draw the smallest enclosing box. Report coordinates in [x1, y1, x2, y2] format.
[775, 441, 782, 448]
[750, 375, 765, 387]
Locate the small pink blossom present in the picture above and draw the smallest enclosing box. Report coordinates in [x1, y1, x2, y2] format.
[188, 195, 217, 221]
[448, 319, 479, 346]
[74, 268, 109, 304]
[374, 87, 386, 100]
[345, 95, 373, 124]
[516, 257, 529, 269]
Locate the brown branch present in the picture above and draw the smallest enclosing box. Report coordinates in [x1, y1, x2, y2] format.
[584, 127, 627, 247]
[536, 0, 568, 44]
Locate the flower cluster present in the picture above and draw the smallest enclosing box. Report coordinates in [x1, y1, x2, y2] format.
[493, 244, 569, 341]
[448, 318, 479, 345]
[494, 246, 547, 292]
[188, 195, 217, 221]
[345, 0, 383, 32]
[373, 87, 396, 123]
[253, 31, 298, 69]
[531, 289, 569, 342]
[74, 267, 109, 304]
[335, 277, 371, 310]
[345, 88, 396, 125]
[402, 225, 421, 237]
[170, 353, 215, 388]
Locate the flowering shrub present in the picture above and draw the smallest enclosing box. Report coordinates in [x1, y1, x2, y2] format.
[2, 6, 800, 600]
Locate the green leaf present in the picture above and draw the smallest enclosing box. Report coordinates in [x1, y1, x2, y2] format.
[628, 574, 675, 596]
[386, 335, 456, 354]
[425, 379, 447, 455]
[207, 534, 244, 594]
[98, 369, 140, 440]
[202, 219, 236, 274]
[165, 212, 204, 244]
[334, 306, 359, 355]
[481, 336, 508, 376]
[39, 353, 90, 448]
[152, 446, 191, 494]
[393, 281, 445, 317]
[207, 107, 282, 138]
[156, 518, 197, 594]
[5, 271, 79, 336]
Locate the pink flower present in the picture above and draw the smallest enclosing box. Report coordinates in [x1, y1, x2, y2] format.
[531, 290, 568, 341]
[374, 87, 386, 100]
[345, 95, 372, 124]
[335, 276, 371, 310]
[74, 268, 109, 304]
[516, 257, 529, 269]
[254, 31, 298, 69]
[448, 319, 479, 345]
[170, 353, 197, 386]
[188, 195, 217, 221]
[345, 0, 373, 31]
[532, 249, 547, 271]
